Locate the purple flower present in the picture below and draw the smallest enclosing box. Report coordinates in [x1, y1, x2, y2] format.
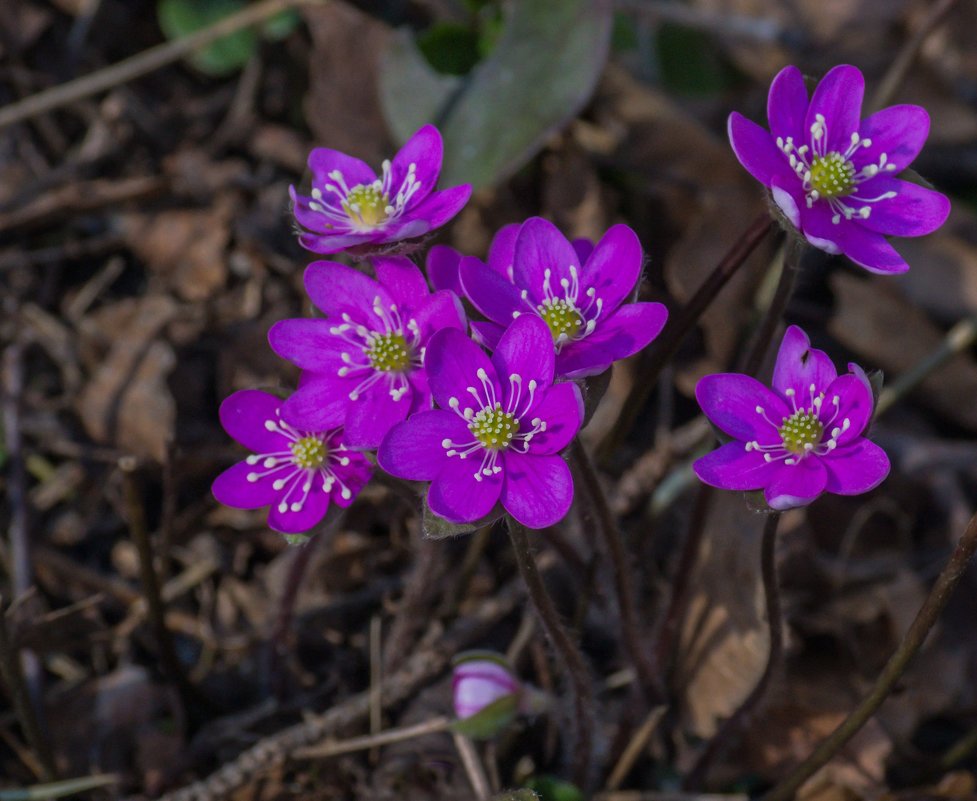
[377, 314, 583, 529]
[212, 390, 372, 533]
[290, 125, 472, 255]
[693, 326, 890, 511]
[269, 256, 466, 449]
[458, 217, 668, 377]
[452, 654, 521, 721]
[729, 64, 950, 274]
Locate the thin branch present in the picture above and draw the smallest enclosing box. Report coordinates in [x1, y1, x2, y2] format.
[0, 0, 324, 132]
[292, 716, 451, 759]
[685, 513, 783, 789]
[763, 511, 977, 801]
[506, 517, 596, 790]
[453, 732, 493, 800]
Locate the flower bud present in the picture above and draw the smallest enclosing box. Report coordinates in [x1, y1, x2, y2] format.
[451, 652, 522, 739]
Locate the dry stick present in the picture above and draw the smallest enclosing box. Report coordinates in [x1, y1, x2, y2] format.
[150, 578, 523, 801]
[598, 214, 774, 462]
[868, 0, 962, 113]
[605, 705, 668, 791]
[0, 0, 323, 132]
[119, 459, 199, 713]
[292, 716, 451, 759]
[506, 517, 596, 790]
[941, 723, 977, 771]
[0, 600, 56, 782]
[571, 440, 661, 701]
[685, 513, 783, 790]
[453, 731, 493, 800]
[764, 511, 977, 801]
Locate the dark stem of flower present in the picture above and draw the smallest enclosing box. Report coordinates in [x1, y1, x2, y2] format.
[597, 213, 774, 463]
[505, 516, 596, 790]
[684, 512, 783, 790]
[764, 511, 977, 801]
[570, 439, 662, 702]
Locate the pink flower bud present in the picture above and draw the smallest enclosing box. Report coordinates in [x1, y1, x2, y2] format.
[452, 655, 520, 720]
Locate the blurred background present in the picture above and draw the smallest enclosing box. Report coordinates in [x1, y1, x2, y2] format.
[1, 0, 976, 798]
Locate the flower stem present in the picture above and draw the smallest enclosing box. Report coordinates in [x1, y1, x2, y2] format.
[738, 237, 801, 376]
[685, 512, 783, 789]
[505, 516, 596, 790]
[570, 439, 661, 702]
[764, 511, 977, 801]
[597, 213, 774, 462]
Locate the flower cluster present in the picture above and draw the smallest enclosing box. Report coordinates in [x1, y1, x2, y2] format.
[214, 126, 665, 534]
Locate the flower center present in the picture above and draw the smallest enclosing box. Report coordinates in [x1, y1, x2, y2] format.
[469, 405, 520, 451]
[289, 435, 327, 469]
[366, 332, 410, 372]
[538, 297, 584, 343]
[342, 184, 390, 227]
[808, 153, 855, 199]
[778, 410, 824, 455]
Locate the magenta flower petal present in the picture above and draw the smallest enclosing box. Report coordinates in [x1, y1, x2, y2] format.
[524, 382, 584, 455]
[823, 439, 890, 495]
[426, 244, 464, 294]
[389, 124, 442, 208]
[373, 256, 430, 309]
[425, 328, 501, 416]
[471, 320, 505, 350]
[282, 377, 355, 431]
[430, 462, 503, 523]
[728, 112, 794, 186]
[304, 262, 389, 321]
[268, 320, 348, 373]
[693, 442, 779, 491]
[772, 325, 837, 401]
[212, 462, 280, 509]
[412, 289, 466, 342]
[459, 257, 524, 324]
[343, 382, 412, 449]
[696, 374, 790, 445]
[491, 315, 555, 402]
[219, 389, 289, 453]
[500, 451, 573, 529]
[398, 184, 473, 231]
[297, 230, 379, 254]
[267, 485, 329, 534]
[819, 373, 873, 445]
[855, 104, 930, 175]
[308, 148, 375, 189]
[487, 224, 520, 278]
[767, 65, 808, 142]
[453, 658, 520, 719]
[572, 237, 595, 264]
[513, 217, 579, 304]
[579, 223, 642, 314]
[853, 177, 951, 237]
[378, 410, 467, 480]
[555, 302, 668, 378]
[805, 64, 864, 153]
[799, 200, 909, 273]
[764, 457, 827, 510]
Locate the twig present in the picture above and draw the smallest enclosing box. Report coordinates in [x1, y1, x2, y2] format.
[876, 313, 977, 417]
[0, 773, 119, 801]
[869, 0, 962, 113]
[571, 440, 660, 702]
[453, 732, 493, 800]
[148, 578, 524, 801]
[119, 458, 198, 712]
[685, 513, 783, 789]
[292, 716, 451, 759]
[941, 723, 977, 770]
[598, 214, 773, 461]
[763, 511, 977, 801]
[506, 517, 596, 790]
[0, 0, 324, 132]
[0, 600, 56, 782]
[605, 705, 668, 791]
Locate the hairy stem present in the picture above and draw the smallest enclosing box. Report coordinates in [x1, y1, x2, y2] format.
[598, 213, 774, 461]
[571, 439, 661, 701]
[685, 512, 783, 789]
[505, 516, 596, 789]
[764, 511, 977, 801]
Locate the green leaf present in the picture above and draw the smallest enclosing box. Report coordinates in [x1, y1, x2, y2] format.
[524, 776, 584, 801]
[157, 0, 257, 77]
[262, 8, 300, 41]
[417, 22, 482, 76]
[380, 0, 613, 189]
[420, 495, 501, 539]
[451, 693, 518, 739]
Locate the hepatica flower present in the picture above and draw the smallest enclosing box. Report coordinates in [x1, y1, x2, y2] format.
[212, 390, 372, 533]
[291, 124, 472, 255]
[693, 326, 889, 510]
[729, 64, 950, 273]
[269, 256, 465, 449]
[378, 315, 583, 528]
[458, 217, 667, 377]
